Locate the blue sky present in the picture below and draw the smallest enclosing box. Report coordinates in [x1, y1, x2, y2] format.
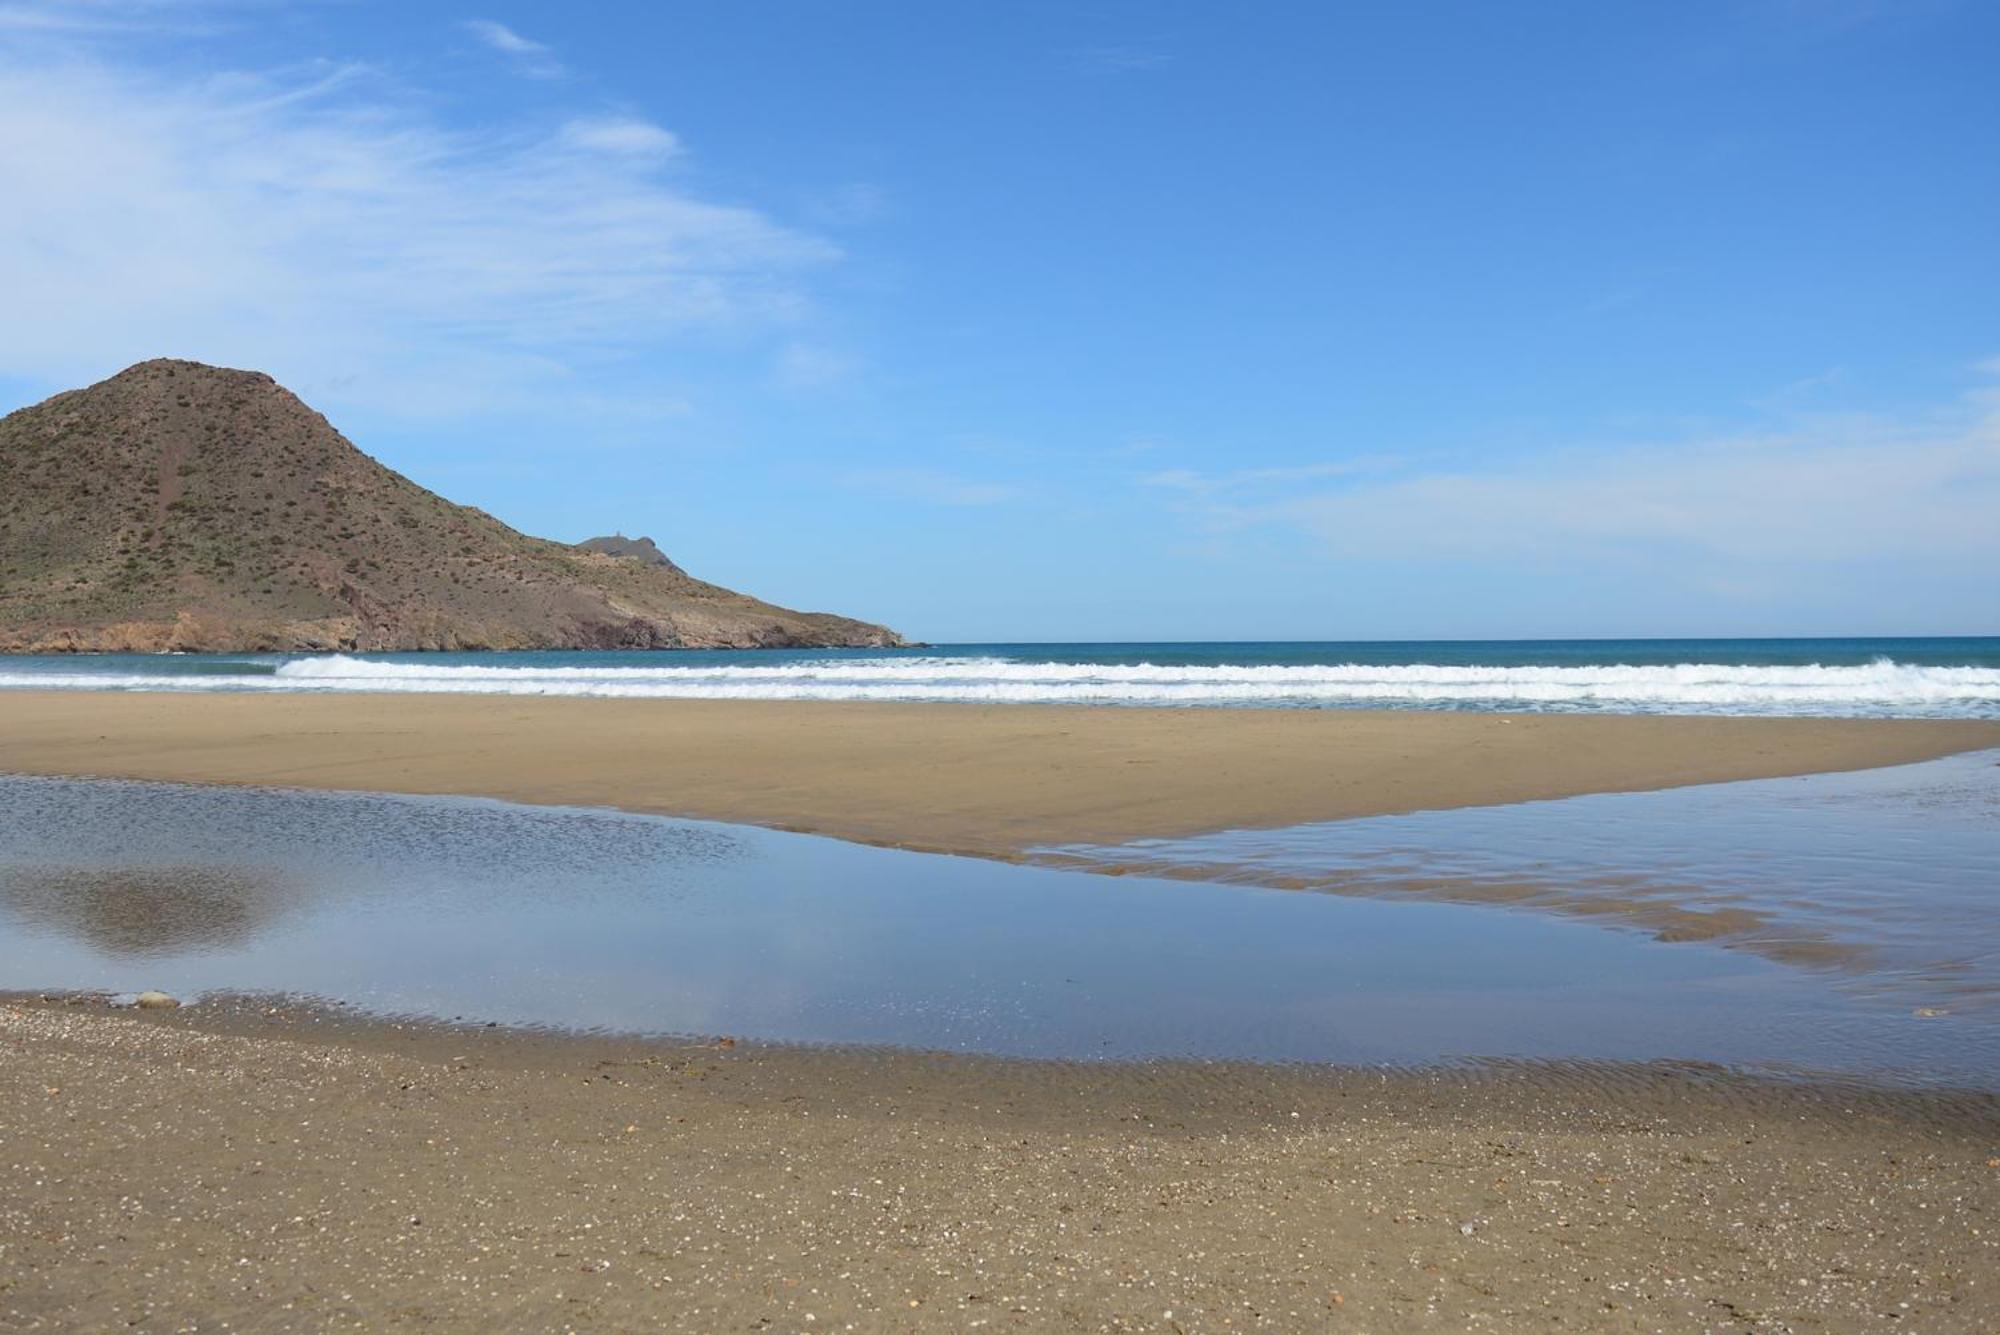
[1, 1, 1996, 640]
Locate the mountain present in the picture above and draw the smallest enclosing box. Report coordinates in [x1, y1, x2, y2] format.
[0, 360, 904, 652]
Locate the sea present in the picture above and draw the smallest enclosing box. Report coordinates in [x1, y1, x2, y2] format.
[1, 636, 1997, 716]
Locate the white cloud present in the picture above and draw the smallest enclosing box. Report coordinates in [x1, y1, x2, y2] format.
[0, 0, 276, 37]
[0, 53, 836, 418]
[462, 18, 544, 55]
[1169, 386, 2000, 575]
[0, 2, 114, 31]
[460, 18, 563, 78]
[560, 116, 681, 158]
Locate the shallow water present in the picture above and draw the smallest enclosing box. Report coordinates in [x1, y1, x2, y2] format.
[1, 768, 1996, 1085]
[1038, 750, 2000, 1017]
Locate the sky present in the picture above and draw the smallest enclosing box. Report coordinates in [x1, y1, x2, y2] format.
[1, 0, 1996, 642]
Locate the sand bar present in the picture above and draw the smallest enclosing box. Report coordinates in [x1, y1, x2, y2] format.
[1, 691, 1996, 855]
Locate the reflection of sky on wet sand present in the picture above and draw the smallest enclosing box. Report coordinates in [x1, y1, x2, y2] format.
[1041, 750, 2000, 1014]
[1, 770, 1996, 1086]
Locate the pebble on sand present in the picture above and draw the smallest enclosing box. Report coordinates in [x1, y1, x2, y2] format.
[133, 991, 181, 1010]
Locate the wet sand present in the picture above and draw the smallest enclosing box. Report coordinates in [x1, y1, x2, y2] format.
[1, 692, 1995, 855]
[3, 997, 1997, 1332]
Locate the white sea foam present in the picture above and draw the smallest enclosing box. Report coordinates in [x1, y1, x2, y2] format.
[2, 654, 1997, 716]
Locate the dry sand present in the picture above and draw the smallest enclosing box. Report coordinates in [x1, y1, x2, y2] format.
[3, 997, 1997, 1333]
[1, 691, 1996, 855]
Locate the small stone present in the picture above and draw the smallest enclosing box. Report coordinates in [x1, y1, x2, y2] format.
[133, 991, 180, 1010]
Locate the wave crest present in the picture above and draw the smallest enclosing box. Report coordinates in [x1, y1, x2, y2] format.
[2, 653, 1993, 716]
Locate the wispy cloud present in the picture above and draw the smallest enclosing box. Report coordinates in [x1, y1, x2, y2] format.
[461, 17, 542, 55]
[1269, 428, 1998, 565]
[0, 0, 245, 35]
[0, 48, 835, 418]
[461, 17, 564, 79]
[1154, 373, 2000, 580]
[559, 115, 680, 158]
[0, 1, 119, 32]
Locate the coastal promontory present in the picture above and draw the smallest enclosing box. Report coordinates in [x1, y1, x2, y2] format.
[0, 360, 903, 652]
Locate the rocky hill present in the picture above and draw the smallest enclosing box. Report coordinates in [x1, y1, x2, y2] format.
[0, 360, 904, 652]
[574, 534, 685, 574]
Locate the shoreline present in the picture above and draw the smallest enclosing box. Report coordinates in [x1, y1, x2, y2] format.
[16, 986, 2000, 1105]
[4, 994, 1996, 1330]
[2, 692, 1996, 857]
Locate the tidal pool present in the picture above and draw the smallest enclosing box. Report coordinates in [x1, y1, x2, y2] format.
[1039, 749, 2000, 1016]
[1, 765, 1994, 1085]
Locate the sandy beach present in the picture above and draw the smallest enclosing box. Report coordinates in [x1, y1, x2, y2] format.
[4, 996, 1997, 1332]
[1, 692, 1995, 855]
[7, 0, 1997, 1327]
[5, 696, 2000, 1330]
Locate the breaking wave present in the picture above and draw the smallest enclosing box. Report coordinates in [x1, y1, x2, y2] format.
[2, 653, 1998, 717]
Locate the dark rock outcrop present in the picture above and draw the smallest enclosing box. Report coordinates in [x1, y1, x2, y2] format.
[574, 535, 686, 575]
